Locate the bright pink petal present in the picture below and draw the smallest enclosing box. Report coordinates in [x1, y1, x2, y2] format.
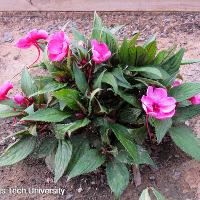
[0, 81, 13, 100]
[16, 38, 32, 49]
[172, 79, 182, 88]
[189, 94, 200, 105]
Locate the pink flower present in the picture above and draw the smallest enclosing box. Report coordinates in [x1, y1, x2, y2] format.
[16, 29, 48, 49]
[13, 94, 26, 106]
[47, 31, 70, 62]
[16, 29, 48, 66]
[91, 39, 111, 64]
[141, 86, 176, 120]
[172, 79, 182, 88]
[0, 82, 13, 100]
[189, 94, 200, 105]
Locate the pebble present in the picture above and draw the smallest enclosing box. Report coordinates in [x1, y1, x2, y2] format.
[173, 171, 181, 180]
[66, 194, 73, 200]
[77, 187, 83, 193]
[149, 175, 156, 181]
[2, 32, 13, 43]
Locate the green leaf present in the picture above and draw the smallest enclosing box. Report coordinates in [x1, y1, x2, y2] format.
[173, 105, 200, 122]
[161, 48, 184, 75]
[151, 187, 166, 200]
[129, 126, 147, 145]
[129, 33, 140, 47]
[36, 137, 57, 158]
[169, 82, 200, 102]
[112, 68, 132, 89]
[72, 27, 86, 42]
[53, 88, 80, 110]
[139, 188, 151, 200]
[143, 35, 156, 48]
[145, 40, 157, 64]
[132, 46, 147, 66]
[181, 59, 200, 65]
[134, 77, 165, 88]
[117, 90, 140, 108]
[21, 108, 70, 122]
[93, 69, 107, 89]
[73, 64, 89, 94]
[67, 148, 105, 179]
[119, 38, 129, 64]
[150, 118, 172, 143]
[102, 72, 118, 92]
[0, 136, 36, 166]
[88, 88, 102, 114]
[0, 99, 21, 109]
[53, 118, 91, 139]
[21, 68, 37, 96]
[54, 140, 72, 182]
[0, 105, 22, 119]
[92, 11, 103, 40]
[119, 107, 141, 124]
[129, 66, 163, 79]
[106, 160, 129, 199]
[169, 126, 200, 161]
[30, 81, 67, 97]
[110, 123, 138, 162]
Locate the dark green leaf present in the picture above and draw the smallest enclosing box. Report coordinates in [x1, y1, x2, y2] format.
[0, 105, 22, 119]
[21, 108, 71, 122]
[0, 136, 36, 166]
[169, 82, 200, 102]
[30, 81, 67, 97]
[73, 64, 89, 94]
[53, 88, 80, 110]
[150, 118, 172, 143]
[54, 140, 72, 182]
[54, 118, 91, 139]
[93, 69, 107, 89]
[21, 68, 37, 96]
[173, 105, 200, 122]
[106, 160, 129, 199]
[67, 148, 105, 179]
[102, 72, 118, 92]
[119, 38, 129, 64]
[169, 126, 200, 161]
[110, 123, 138, 162]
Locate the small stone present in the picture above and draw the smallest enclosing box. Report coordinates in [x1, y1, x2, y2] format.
[77, 187, 83, 193]
[173, 171, 181, 180]
[2, 32, 13, 43]
[66, 194, 73, 200]
[91, 181, 95, 185]
[149, 175, 156, 181]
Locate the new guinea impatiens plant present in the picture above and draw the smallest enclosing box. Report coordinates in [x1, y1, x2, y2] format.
[1, 12, 200, 199]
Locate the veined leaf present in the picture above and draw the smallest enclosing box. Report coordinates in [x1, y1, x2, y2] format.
[92, 11, 103, 40]
[67, 148, 105, 179]
[93, 69, 107, 89]
[150, 118, 172, 143]
[0, 105, 22, 119]
[169, 82, 200, 102]
[0, 136, 36, 166]
[106, 160, 129, 199]
[102, 72, 118, 92]
[181, 59, 200, 65]
[119, 37, 129, 64]
[112, 68, 132, 89]
[128, 66, 163, 79]
[169, 126, 200, 161]
[21, 108, 70, 122]
[110, 123, 138, 162]
[30, 81, 67, 97]
[173, 105, 200, 122]
[21, 68, 37, 96]
[54, 118, 91, 139]
[53, 88, 80, 110]
[54, 140, 72, 182]
[73, 64, 89, 94]
[139, 188, 151, 200]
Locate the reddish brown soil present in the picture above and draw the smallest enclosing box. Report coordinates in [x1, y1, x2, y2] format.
[0, 12, 200, 200]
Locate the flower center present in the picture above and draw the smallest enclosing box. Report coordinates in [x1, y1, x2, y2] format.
[152, 103, 160, 112]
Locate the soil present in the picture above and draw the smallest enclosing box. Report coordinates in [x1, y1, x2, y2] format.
[0, 11, 200, 200]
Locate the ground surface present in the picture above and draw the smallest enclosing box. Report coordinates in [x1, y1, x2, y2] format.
[0, 11, 200, 200]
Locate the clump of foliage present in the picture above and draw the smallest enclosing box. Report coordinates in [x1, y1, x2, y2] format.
[1, 12, 200, 199]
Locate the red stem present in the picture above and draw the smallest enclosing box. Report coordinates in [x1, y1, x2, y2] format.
[146, 115, 153, 140]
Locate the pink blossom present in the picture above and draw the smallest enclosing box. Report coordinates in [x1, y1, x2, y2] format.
[47, 31, 70, 62]
[189, 94, 200, 105]
[172, 79, 182, 87]
[91, 39, 111, 64]
[0, 82, 13, 100]
[13, 94, 26, 106]
[141, 86, 176, 120]
[16, 29, 48, 49]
